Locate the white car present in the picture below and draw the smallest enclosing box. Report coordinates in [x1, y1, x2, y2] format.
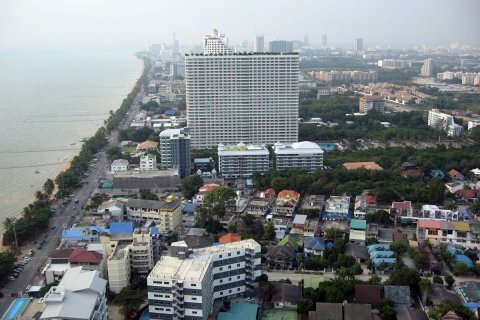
[22, 257, 29, 263]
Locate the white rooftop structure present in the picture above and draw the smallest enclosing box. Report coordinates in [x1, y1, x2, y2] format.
[218, 142, 269, 156]
[325, 196, 350, 216]
[41, 266, 107, 320]
[273, 141, 324, 172]
[293, 214, 308, 225]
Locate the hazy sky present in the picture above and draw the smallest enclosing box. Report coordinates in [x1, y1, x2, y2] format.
[1, 0, 479, 50]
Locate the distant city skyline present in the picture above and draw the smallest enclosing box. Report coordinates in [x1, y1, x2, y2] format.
[1, 0, 479, 50]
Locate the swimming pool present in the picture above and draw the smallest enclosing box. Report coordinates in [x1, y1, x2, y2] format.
[3, 298, 32, 320]
[318, 143, 339, 151]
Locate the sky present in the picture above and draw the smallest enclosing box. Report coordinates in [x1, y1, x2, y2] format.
[1, 0, 479, 50]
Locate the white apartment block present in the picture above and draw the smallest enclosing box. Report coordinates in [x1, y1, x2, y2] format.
[421, 59, 433, 77]
[428, 109, 462, 137]
[40, 266, 108, 320]
[147, 239, 262, 320]
[140, 154, 157, 171]
[253, 34, 264, 53]
[377, 59, 412, 69]
[107, 241, 130, 294]
[203, 28, 231, 54]
[185, 52, 299, 148]
[111, 159, 128, 174]
[468, 120, 480, 131]
[218, 143, 269, 178]
[273, 141, 324, 172]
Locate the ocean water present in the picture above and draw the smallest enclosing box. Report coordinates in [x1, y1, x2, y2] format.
[0, 48, 142, 234]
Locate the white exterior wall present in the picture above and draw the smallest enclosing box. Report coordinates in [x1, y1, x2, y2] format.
[185, 53, 299, 148]
[106, 244, 130, 294]
[139, 155, 157, 171]
[218, 143, 269, 178]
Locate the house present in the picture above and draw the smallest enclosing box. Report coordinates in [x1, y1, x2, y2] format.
[219, 233, 241, 243]
[267, 245, 296, 268]
[271, 283, 302, 309]
[136, 140, 159, 152]
[448, 169, 464, 181]
[446, 181, 464, 194]
[396, 307, 428, 320]
[278, 235, 301, 251]
[194, 183, 220, 203]
[456, 189, 478, 202]
[384, 285, 411, 307]
[97, 199, 125, 218]
[349, 219, 367, 244]
[390, 201, 413, 221]
[365, 195, 377, 206]
[304, 237, 326, 256]
[471, 168, 480, 179]
[353, 195, 367, 219]
[344, 304, 372, 320]
[308, 303, 342, 320]
[325, 196, 350, 219]
[300, 194, 325, 213]
[354, 285, 382, 305]
[431, 169, 445, 179]
[182, 202, 198, 227]
[111, 159, 129, 174]
[266, 215, 290, 240]
[245, 191, 274, 216]
[400, 162, 422, 178]
[393, 232, 408, 243]
[345, 243, 369, 263]
[440, 312, 463, 320]
[274, 190, 300, 216]
[292, 214, 308, 231]
[429, 283, 462, 306]
[68, 248, 104, 276]
[343, 162, 383, 171]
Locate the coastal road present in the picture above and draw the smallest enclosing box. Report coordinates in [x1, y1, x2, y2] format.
[0, 74, 146, 317]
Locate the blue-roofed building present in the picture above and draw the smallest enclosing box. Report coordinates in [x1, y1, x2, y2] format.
[455, 254, 473, 268]
[460, 207, 471, 220]
[163, 108, 177, 116]
[368, 244, 390, 253]
[370, 251, 395, 259]
[61, 228, 101, 245]
[304, 237, 326, 256]
[447, 247, 464, 256]
[431, 169, 445, 179]
[110, 222, 134, 240]
[183, 202, 198, 227]
[218, 303, 258, 320]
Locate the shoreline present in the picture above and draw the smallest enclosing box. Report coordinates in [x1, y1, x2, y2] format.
[0, 53, 145, 253]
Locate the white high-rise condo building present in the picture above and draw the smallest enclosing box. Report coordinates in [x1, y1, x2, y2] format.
[185, 51, 299, 148]
[253, 34, 264, 53]
[354, 38, 363, 52]
[218, 142, 270, 178]
[428, 109, 463, 137]
[421, 59, 433, 77]
[203, 28, 231, 54]
[147, 239, 262, 320]
[273, 141, 324, 172]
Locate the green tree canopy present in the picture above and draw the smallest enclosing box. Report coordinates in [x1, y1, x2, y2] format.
[113, 288, 146, 320]
[181, 175, 203, 199]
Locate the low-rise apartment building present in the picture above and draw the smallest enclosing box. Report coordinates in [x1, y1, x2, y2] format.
[359, 96, 385, 114]
[416, 220, 480, 249]
[218, 143, 269, 178]
[273, 141, 324, 172]
[111, 159, 129, 174]
[325, 196, 351, 219]
[127, 197, 182, 233]
[140, 154, 157, 171]
[147, 239, 262, 320]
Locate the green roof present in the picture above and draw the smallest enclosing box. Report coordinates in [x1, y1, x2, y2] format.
[218, 303, 258, 320]
[101, 182, 113, 188]
[350, 219, 367, 230]
[278, 235, 300, 250]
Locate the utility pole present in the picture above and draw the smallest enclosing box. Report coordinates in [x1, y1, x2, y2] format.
[12, 218, 19, 252]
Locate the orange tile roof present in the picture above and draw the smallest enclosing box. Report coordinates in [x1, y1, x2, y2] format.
[343, 162, 383, 171]
[68, 248, 102, 264]
[199, 184, 220, 192]
[417, 220, 441, 229]
[277, 190, 300, 200]
[365, 195, 377, 204]
[137, 140, 159, 150]
[219, 233, 241, 243]
[264, 188, 276, 198]
[456, 189, 476, 199]
[448, 169, 460, 177]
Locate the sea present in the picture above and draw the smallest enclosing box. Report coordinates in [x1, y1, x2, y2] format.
[0, 48, 143, 236]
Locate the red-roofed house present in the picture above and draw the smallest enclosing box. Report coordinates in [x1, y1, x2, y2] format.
[219, 233, 241, 243]
[136, 140, 159, 152]
[343, 162, 384, 171]
[365, 195, 377, 206]
[275, 190, 300, 216]
[390, 201, 413, 222]
[68, 248, 105, 276]
[456, 189, 478, 203]
[263, 188, 276, 199]
[195, 184, 221, 203]
[448, 169, 464, 181]
[416, 220, 441, 245]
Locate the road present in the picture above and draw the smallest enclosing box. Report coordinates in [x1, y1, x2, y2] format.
[0, 85, 146, 316]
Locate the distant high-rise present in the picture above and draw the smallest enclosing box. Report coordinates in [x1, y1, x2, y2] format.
[253, 34, 264, 53]
[321, 34, 327, 47]
[421, 59, 433, 77]
[203, 28, 231, 54]
[354, 37, 364, 52]
[159, 128, 191, 178]
[304, 34, 309, 46]
[269, 40, 294, 53]
[172, 33, 179, 54]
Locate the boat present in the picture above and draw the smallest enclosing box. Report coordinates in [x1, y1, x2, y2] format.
[34, 170, 40, 174]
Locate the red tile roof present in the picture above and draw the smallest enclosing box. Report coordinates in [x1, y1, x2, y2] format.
[456, 189, 476, 199]
[199, 184, 220, 192]
[278, 190, 300, 200]
[448, 169, 460, 177]
[68, 248, 102, 264]
[264, 188, 276, 198]
[219, 233, 241, 243]
[418, 220, 441, 229]
[343, 162, 383, 171]
[365, 195, 377, 204]
[391, 201, 412, 210]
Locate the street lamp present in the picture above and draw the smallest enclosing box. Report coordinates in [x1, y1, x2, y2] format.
[11, 218, 19, 251]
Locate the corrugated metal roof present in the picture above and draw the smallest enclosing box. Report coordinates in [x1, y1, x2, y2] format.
[453, 222, 470, 232]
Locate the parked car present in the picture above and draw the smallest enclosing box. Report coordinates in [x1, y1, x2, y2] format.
[8, 276, 15, 281]
[22, 257, 29, 262]
[51, 225, 56, 230]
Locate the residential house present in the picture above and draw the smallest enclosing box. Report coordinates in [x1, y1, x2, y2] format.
[268, 245, 296, 268]
[396, 308, 428, 320]
[456, 189, 478, 203]
[291, 214, 308, 232]
[400, 162, 422, 178]
[416, 220, 480, 249]
[266, 215, 290, 240]
[244, 188, 275, 216]
[345, 243, 369, 263]
[343, 162, 383, 171]
[136, 140, 159, 152]
[304, 237, 326, 256]
[448, 169, 465, 181]
[471, 168, 480, 179]
[390, 201, 413, 222]
[219, 233, 241, 243]
[344, 304, 372, 320]
[271, 283, 302, 309]
[97, 199, 125, 218]
[274, 190, 300, 217]
[431, 169, 445, 179]
[325, 196, 350, 219]
[354, 285, 382, 305]
[384, 285, 411, 308]
[111, 159, 129, 174]
[300, 194, 325, 214]
[182, 202, 198, 227]
[68, 248, 105, 277]
[126, 197, 182, 233]
[308, 303, 342, 320]
[365, 195, 377, 206]
[429, 283, 462, 306]
[446, 181, 464, 194]
[353, 195, 367, 219]
[183, 228, 214, 249]
[194, 183, 220, 204]
[349, 219, 367, 244]
[440, 312, 463, 320]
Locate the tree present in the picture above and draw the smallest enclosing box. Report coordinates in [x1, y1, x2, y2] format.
[181, 175, 203, 199]
[43, 179, 55, 197]
[453, 262, 469, 276]
[0, 251, 15, 279]
[390, 241, 408, 255]
[433, 275, 444, 285]
[387, 267, 420, 294]
[202, 187, 236, 219]
[419, 277, 432, 306]
[444, 275, 455, 289]
[297, 298, 314, 315]
[379, 299, 396, 320]
[429, 178, 446, 204]
[113, 288, 145, 320]
[368, 275, 382, 285]
[139, 189, 159, 200]
[470, 126, 480, 142]
[264, 221, 275, 240]
[107, 146, 124, 162]
[436, 300, 476, 320]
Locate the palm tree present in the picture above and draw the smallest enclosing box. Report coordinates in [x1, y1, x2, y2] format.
[419, 277, 432, 306]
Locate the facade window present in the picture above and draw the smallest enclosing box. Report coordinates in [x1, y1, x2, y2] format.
[192, 284, 196, 287]
[193, 311, 197, 314]
[192, 297, 197, 300]
[237, 251, 240, 254]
